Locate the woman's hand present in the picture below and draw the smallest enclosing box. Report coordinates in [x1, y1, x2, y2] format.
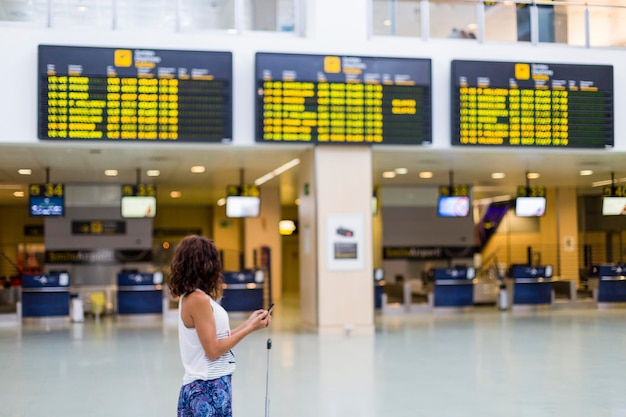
[247, 309, 271, 330]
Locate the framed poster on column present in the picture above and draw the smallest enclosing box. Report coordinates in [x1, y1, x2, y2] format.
[326, 214, 364, 271]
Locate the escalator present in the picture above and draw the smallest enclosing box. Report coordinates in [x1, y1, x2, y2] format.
[476, 200, 512, 249]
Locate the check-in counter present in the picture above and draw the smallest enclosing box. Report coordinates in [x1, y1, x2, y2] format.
[117, 272, 163, 315]
[221, 271, 264, 312]
[596, 264, 626, 307]
[510, 265, 553, 307]
[22, 273, 70, 318]
[433, 267, 475, 308]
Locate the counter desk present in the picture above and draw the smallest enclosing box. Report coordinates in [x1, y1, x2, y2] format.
[21, 273, 70, 318]
[221, 271, 264, 312]
[596, 264, 626, 308]
[433, 267, 475, 309]
[117, 272, 163, 315]
[509, 265, 553, 309]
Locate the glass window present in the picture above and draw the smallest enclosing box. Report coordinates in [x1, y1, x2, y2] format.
[484, 2, 518, 42]
[551, 4, 580, 45]
[116, 0, 175, 31]
[179, 0, 234, 31]
[245, 0, 295, 32]
[429, 0, 477, 39]
[50, 0, 113, 28]
[0, 0, 48, 24]
[372, 0, 421, 37]
[587, 4, 626, 47]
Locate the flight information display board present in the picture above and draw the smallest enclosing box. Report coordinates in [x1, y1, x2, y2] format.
[451, 60, 613, 148]
[38, 45, 232, 143]
[255, 53, 431, 145]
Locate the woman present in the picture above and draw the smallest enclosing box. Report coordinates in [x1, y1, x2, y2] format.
[169, 235, 271, 417]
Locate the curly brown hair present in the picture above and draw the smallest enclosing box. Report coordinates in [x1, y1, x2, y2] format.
[168, 235, 223, 299]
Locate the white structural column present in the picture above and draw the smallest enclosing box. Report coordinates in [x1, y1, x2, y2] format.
[555, 187, 580, 283]
[299, 146, 374, 334]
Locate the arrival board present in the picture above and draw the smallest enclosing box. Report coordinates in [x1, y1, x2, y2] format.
[451, 60, 613, 148]
[38, 45, 232, 142]
[256, 53, 431, 145]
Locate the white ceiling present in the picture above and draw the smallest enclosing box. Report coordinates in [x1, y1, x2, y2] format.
[0, 142, 619, 209]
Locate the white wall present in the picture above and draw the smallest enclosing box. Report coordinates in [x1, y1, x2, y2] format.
[1, 18, 624, 149]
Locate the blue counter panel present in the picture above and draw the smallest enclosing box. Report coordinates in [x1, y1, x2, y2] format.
[597, 280, 626, 302]
[22, 292, 70, 317]
[513, 282, 552, 305]
[221, 289, 263, 312]
[434, 285, 473, 307]
[374, 285, 384, 309]
[117, 291, 162, 315]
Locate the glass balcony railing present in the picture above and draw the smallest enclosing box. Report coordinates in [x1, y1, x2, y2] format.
[1, 0, 622, 48]
[0, 0, 298, 33]
[372, 0, 626, 48]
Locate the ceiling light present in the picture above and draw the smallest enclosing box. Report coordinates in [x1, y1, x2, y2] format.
[383, 19, 391, 26]
[146, 170, 160, 177]
[467, 23, 478, 30]
[592, 178, 626, 187]
[254, 158, 300, 186]
[419, 171, 433, 179]
[382, 171, 396, 179]
[217, 198, 226, 206]
[272, 158, 300, 176]
[18, 169, 32, 175]
[104, 169, 118, 176]
[13, 191, 25, 198]
[279, 220, 297, 236]
[580, 170, 593, 176]
[190, 166, 205, 173]
[170, 191, 181, 198]
[527, 172, 540, 179]
[491, 172, 506, 179]
[395, 168, 408, 175]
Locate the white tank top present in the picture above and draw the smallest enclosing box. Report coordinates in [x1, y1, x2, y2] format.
[178, 291, 236, 384]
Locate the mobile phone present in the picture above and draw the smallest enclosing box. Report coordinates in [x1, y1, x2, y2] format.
[267, 303, 275, 315]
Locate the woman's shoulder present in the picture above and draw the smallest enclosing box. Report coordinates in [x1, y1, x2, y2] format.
[184, 289, 211, 305]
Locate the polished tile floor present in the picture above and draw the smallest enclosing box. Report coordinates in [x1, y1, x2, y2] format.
[1, 301, 626, 417]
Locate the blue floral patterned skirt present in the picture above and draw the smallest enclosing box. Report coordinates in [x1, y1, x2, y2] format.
[177, 375, 232, 417]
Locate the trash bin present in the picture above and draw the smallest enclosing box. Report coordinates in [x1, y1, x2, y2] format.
[90, 292, 105, 319]
[70, 294, 84, 322]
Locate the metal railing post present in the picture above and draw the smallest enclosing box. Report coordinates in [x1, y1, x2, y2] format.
[175, 0, 181, 32]
[294, 0, 305, 37]
[47, 0, 52, 28]
[476, 0, 485, 43]
[421, 0, 430, 41]
[234, 0, 245, 33]
[389, 0, 397, 36]
[584, 5, 590, 48]
[530, 2, 539, 45]
[111, 0, 117, 30]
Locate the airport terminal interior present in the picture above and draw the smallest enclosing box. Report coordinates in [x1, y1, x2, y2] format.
[1, 0, 626, 416]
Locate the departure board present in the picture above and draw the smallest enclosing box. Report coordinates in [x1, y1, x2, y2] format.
[38, 45, 232, 142]
[255, 53, 431, 145]
[451, 60, 613, 148]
